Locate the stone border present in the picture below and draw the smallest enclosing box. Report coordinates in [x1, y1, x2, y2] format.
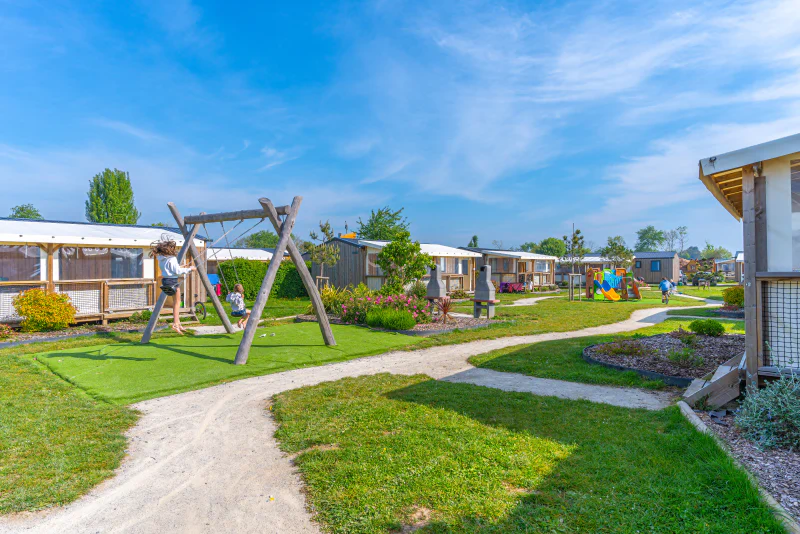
[294, 315, 497, 337]
[0, 325, 168, 349]
[677, 401, 800, 534]
[713, 309, 745, 319]
[582, 344, 694, 387]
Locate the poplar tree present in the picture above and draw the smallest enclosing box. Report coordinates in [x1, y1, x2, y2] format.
[85, 168, 141, 224]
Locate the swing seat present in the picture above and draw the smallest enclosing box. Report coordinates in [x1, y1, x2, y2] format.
[160, 284, 178, 296]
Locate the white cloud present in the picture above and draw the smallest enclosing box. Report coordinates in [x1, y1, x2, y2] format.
[90, 118, 167, 142]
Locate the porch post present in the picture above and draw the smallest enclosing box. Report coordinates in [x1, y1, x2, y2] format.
[742, 165, 758, 387]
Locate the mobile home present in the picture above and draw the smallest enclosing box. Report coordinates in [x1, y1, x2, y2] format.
[460, 248, 558, 287]
[632, 251, 680, 284]
[0, 218, 206, 325]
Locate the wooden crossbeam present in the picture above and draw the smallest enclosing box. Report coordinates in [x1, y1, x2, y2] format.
[183, 206, 290, 225]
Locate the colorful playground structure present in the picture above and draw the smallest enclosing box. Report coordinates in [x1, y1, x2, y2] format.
[586, 268, 641, 301]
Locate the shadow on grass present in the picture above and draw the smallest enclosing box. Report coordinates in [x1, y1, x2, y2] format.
[379, 378, 781, 532]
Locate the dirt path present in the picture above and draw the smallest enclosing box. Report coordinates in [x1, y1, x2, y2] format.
[1, 305, 697, 534]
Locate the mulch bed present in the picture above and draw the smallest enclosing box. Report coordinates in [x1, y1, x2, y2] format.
[0, 321, 153, 347]
[696, 411, 800, 524]
[295, 313, 494, 336]
[585, 332, 745, 379]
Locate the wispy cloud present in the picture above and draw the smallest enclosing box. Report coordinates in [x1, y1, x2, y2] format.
[90, 118, 167, 142]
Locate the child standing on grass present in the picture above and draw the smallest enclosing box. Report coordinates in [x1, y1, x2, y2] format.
[659, 277, 671, 305]
[226, 283, 251, 329]
[151, 239, 196, 335]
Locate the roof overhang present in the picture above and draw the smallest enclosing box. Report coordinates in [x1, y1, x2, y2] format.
[698, 132, 800, 222]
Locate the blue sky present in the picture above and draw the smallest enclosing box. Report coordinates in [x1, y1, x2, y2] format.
[3, 0, 800, 253]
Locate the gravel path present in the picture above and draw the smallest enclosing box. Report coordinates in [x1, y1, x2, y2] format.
[1, 306, 688, 534]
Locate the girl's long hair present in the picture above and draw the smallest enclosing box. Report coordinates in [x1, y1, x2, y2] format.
[150, 239, 177, 257]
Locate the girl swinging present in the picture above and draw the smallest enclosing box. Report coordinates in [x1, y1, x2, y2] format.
[151, 238, 196, 334]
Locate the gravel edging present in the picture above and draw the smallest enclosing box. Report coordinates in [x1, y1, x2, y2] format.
[0, 325, 168, 349]
[677, 401, 800, 534]
[582, 345, 693, 387]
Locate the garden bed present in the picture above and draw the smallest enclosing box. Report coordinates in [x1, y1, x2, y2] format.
[295, 313, 494, 336]
[713, 308, 745, 319]
[584, 332, 744, 380]
[0, 321, 159, 348]
[696, 410, 800, 525]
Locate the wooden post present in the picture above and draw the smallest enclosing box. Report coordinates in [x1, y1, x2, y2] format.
[259, 198, 337, 349]
[169, 204, 233, 334]
[234, 197, 301, 365]
[742, 165, 759, 387]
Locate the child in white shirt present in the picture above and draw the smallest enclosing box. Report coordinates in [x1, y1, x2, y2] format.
[151, 239, 196, 334]
[226, 283, 251, 329]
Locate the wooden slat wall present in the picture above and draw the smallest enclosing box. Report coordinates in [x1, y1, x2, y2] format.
[0, 245, 41, 281]
[311, 240, 366, 289]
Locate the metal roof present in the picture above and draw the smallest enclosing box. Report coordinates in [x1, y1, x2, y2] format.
[207, 247, 286, 261]
[698, 132, 800, 221]
[0, 218, 205, 248]
[459, 247, 558, 261]
[633, 251, 678, 259]
[735, 251, 744, 262]
[339, 238, 482, 257]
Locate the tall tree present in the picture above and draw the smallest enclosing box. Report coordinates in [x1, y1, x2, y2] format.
[151, 222, 168, 227]
[357, 206, 409, 240]
[526, 237, 567, 258]
[85, 168, 141, 224]
[700, 241, 732, 260]
[681, 245, 701, 260]
[634, 225, 665, 252]
[304, 221, 339, 282]
[234, 230, 299, 249]
[467, 235, 479, 247]
[663, 229, 678, 251]
[491, 239, 504, 250]
[676, 226, 689, 254]
[562, 227, 588, 274]
[599, 236, 633, 268]
[376, 230, 434, 293]
[8, 204, 43, 220]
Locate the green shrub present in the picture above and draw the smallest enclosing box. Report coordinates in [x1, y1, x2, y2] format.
[406, 280, 427, 300]
[0, 323, 14, 340]
[667, 347, 704, 368]
[722, 285, 745, 308]
[688, 319, 725, 337]
[13, 289, 76, 332]
[217, 259, 308, 300]
[449, 288, 469, 299]
[736, 374, 800, 449]
[128, 310, 152, 324]
[365, 308, 416, 330]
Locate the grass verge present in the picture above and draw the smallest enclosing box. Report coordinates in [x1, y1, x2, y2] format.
[273, 374, 782, 533]
[469, 318, 744, 389]
[0, 355, 137, 513]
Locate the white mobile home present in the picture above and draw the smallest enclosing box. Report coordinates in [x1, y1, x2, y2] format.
[0, 218, 206, 324]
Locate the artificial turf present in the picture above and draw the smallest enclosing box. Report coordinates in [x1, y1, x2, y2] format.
[273, 374, 783, 533]
[35, 322, 421, 405]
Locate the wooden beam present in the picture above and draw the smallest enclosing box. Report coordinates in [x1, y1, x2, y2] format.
[742, 165, 758, 387]
[260, 198, 336, 347]
[235, 197, 302, 365]
[183, 206, 290, 225]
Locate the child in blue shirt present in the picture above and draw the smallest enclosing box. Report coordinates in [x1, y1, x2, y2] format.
[658, 278, 671, 304]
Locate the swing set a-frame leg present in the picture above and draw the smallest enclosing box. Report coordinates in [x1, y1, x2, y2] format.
[260, 197, 336, 347]
[235, 197, 303, 365]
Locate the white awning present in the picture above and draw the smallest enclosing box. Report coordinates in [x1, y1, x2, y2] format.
[359, 240, 482, 257]
[0, 219, 204, 248]
[207, 247, 284, 261]
[485, 249, 558, 261]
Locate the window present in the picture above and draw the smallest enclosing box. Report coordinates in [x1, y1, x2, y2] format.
[439, 257, 446, 272]
[461, 259, 469, 275]
[635, 260, 641, 268]
[534, 260, 550, 273]
[0, 245, 41, 281]
[59, 247, 143, 280]
[651, 260, 661, 272]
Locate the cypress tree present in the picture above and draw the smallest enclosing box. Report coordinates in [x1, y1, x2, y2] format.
[85, 168, 141, 224]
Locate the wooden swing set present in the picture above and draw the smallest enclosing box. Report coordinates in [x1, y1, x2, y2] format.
[140, 196, 336, 365]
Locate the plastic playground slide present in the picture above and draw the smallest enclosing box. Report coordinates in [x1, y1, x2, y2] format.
[593, 279, 621, 301]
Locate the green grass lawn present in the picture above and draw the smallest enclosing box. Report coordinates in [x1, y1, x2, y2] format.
[34, 322, 421, 404]
[469, 318, 745, 389]
[194, 297, 310, 326]
[0, 354, 137, 513]
[273, 374, 782, 533]
[677, 286, 726, 301]
[417, 294, 700, 348]
[666, 307, 724, 317]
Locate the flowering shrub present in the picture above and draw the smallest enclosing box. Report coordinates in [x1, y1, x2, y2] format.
[0, 323, 14, 340]
[13, 289, 76, 332]
[722, 285, 744, 309]
[366, 308, 416, 330]
[339, 293, 432, 325]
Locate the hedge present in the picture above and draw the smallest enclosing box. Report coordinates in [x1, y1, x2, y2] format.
[216, 259, 309, 300]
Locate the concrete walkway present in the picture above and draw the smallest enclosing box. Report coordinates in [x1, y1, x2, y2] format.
[1, 305, 693, 534]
